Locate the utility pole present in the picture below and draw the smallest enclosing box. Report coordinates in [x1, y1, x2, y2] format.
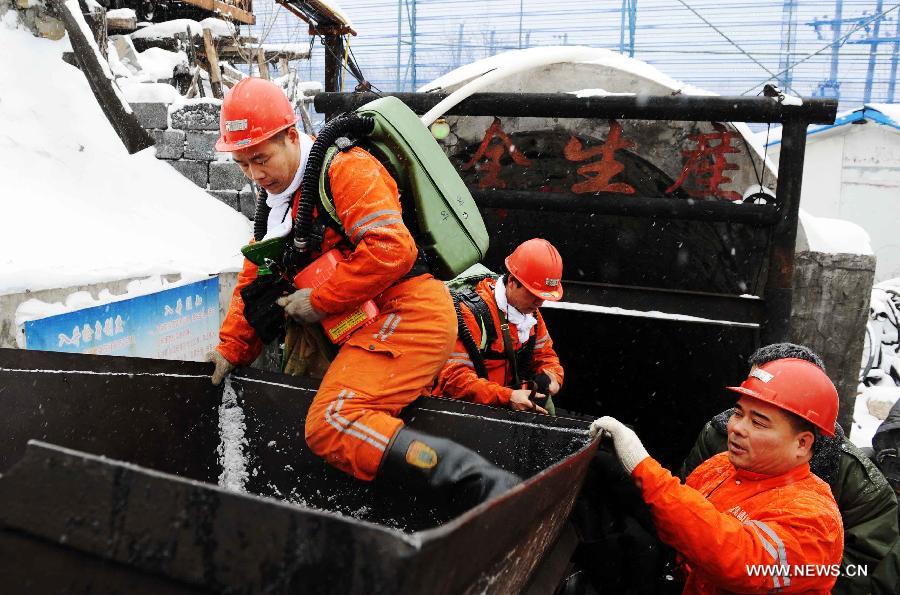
[410, 0, 417, 90]
[889, 12, 900, 101]
[395, 0, 417, 91]
[865, 0, 885, 103]
[518, 0, 524, 49]
[395, 0, 402, 90]
[844, 2, 896, 103]
[619, 0, 637, 57]
[455, 23, 464, 69]
[779, 0, 798, 91]
[823, 0, 843, 99]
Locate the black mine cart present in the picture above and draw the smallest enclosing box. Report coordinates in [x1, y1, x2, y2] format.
[0, 348, 595, 593]
[318, 91, 837, 468]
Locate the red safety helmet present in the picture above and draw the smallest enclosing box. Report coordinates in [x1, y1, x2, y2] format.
[505, 238, 564, 301]
[215, 78, 298, 152]
[726, 358, 839, 436]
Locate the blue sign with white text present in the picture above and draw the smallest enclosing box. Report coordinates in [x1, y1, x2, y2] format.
[24, 277, 220, 362]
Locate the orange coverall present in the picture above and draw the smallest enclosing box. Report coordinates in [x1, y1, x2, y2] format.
[433, 277, 564, 406]
[217, 147, 456, 481]
[633, 452, 843, 594]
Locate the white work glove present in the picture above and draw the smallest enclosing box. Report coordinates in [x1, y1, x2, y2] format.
[205, 350, 235, 386]
[276, 288, 325, 324]
[589, 416, 650, 474]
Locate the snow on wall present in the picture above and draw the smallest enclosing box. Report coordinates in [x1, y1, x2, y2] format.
[0, 19, 249, 297]
[218, 377, 250, 492]
[798, 210, 873, 256]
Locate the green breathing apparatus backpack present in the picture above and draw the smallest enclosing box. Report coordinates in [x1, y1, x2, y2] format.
[245, 95, 490, 281]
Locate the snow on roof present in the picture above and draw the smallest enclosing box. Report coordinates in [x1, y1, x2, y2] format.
[420, 46, 691, 93]
[107, 8, 136, 20]
[119, 80, 182, 103]
[799, 209, 873, 256]
[759, 103, 900, 147]
[259, 41, 312, 54]
[131, 18, 235, 40]
[419, 45, 770, 167]
[135, 46, 188, 80]
[0, 20, 250, 296]
[306, 0, 353, 28]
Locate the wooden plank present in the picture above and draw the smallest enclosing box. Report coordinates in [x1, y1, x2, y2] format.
[221, 62, 245, 83]
[256, 48, 270, 80]
[202, 28, 224, 99]
[49, 0, 152, 154]
[106, 16, 137, 32]
[279, 57, 290, 76]
[216, 47, 310, 62]
[179, 0, 256, 25]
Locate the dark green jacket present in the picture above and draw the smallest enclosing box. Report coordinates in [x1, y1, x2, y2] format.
[680, 412, 899, 595]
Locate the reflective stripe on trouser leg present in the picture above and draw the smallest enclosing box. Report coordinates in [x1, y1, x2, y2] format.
[305, 277, 456, 481]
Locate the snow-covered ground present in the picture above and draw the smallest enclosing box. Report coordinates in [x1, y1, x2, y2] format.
[0, 14, 250, 300]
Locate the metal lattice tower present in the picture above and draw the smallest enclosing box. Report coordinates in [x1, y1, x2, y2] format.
[779, 0, 798, 90]
[619, 0, 638, 57]
[395, 0, 417, 91]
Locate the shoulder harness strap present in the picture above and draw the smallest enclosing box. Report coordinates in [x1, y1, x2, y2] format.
[309, 138, 357, 252]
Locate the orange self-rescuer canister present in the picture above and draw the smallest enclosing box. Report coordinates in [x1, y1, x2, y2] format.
[293, 249, 380, 344]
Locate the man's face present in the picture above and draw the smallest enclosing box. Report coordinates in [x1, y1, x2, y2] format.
[231, 128, 300, 194]
[505, 276, 544, 315]
[726, 396, 814, 475]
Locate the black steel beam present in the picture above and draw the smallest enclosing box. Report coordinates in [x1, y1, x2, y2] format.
[315, 92, 838, 124]
[473, 190, 780, 226]
[762, 118, 809, 343]
[558, 281, 765, 325]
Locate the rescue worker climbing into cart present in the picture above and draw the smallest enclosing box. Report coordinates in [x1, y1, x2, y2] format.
[592, 357, 844, 593]
[204, 78, 518, 512]
[434, 238, 565, 415]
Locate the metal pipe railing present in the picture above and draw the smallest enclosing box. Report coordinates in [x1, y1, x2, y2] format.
[314, 92, 837, 125]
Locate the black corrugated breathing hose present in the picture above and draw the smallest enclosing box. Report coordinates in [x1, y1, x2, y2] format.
[451, 290, 489, 379]
[253, 188, 269, 241]
[292, 114, 375, 255]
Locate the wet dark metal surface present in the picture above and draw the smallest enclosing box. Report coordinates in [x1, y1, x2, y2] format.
[0, 349, 595, 593]
[315, 92, 838, 124]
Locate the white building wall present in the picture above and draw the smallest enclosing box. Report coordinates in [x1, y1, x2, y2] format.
[797, 132, 845, 216]
[771, 123, 900, 281]
[840, 125, 900, 281]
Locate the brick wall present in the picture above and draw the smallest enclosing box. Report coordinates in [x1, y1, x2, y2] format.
[130, 100, 256, 220]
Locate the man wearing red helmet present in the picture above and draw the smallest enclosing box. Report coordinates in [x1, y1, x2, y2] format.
[591, 358, 844, 593]
[205, 78, 518, 509]
[434, 238, 565, 414]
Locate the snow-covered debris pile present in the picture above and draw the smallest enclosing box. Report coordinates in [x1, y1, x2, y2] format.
[0, 17, 250, 296]
[852, 278, 900, 447]
[862, 279, 900, 389]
